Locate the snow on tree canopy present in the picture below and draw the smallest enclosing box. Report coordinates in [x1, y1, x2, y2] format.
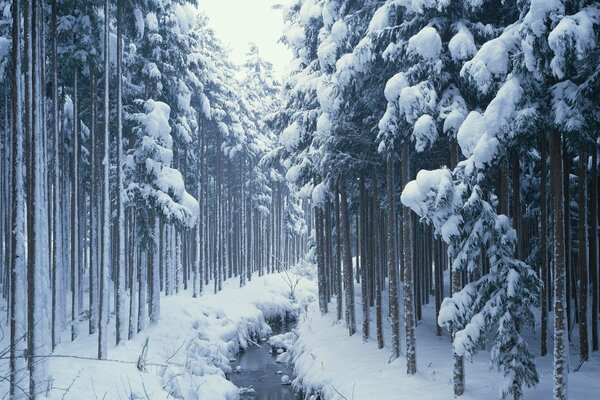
[413, 114, 438, 152]
[401, 168, 454, 219]
[457, 77, 523, 175]
[280, 121, 303, 151]
[461, 27, 518, 94]
[407, 26, 442, 60]
[398, 81, 437, 124]
[368, 0, 396, 32]
[548, 5, 600, 79]
[133, 8, 144, 39]
[384, 72, 409, 102]
[438, 86, 468, 136]
[131, 100, 199, 227]
[449, 24, 477, 61]
[523, 0, 564, 37]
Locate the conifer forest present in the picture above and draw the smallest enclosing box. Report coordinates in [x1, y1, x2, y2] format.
[0, 1, 599, 399]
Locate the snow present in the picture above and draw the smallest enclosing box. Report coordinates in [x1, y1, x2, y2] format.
[457, 111, 485, 159]
[384, 72, 409, 102]
[368, 1, 394, 32]
[398, 81, 437, 124]
[145, 11, 159, 32]
[461, 27, 518, 94]
[137, 100, 173, 156]
[0, 37, 9, 76]
[133, 8, 144, 39]
[548, 5, 600, 79]
[407, 27, 442, 60]
[291, 276, 600, 400]
[401, 168, 453, 218]
[523, 0, 564, 37]
[270, 332, 298, 351]
[312, 181, 329, 206]
[0, 273, 316, 399]
[331, 20, 348, 44]
[449, 24, 477, 61]
[280, 121, 303, 151]
[299, 0, 322, 24]
[456, 78, 523, 174]
[412, 114, 438, 152]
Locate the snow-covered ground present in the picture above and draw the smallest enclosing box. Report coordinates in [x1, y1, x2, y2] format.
[0, 272, 316, 400]
[291, 276, 600, 400]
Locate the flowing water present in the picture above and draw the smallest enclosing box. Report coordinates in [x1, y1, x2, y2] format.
[229, 318, 302, 400]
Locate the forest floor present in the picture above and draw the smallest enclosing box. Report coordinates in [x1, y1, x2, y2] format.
[0, 271, 316, 400]
[291, 273, 600, 400]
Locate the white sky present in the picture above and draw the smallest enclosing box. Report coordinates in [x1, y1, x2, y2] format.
[197, 0, 292, 80]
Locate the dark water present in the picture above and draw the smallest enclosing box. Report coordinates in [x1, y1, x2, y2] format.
[229, 318, 302, 400]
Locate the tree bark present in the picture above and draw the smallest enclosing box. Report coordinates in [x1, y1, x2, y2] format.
[98, 0, 110, 360]
[578, 149, 589, 361]
[115, 0, 127, 345]
[339, 176, 356, 336]
[386, 153, 400, 358]
[551, 129, 568, 400]
[540, 138, 549, 356]
[591, 144, 598, 352]
[359, 174, 369, 340]
[402, 143, 417, 375]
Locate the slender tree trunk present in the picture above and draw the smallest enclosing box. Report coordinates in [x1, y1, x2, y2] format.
[591, 144, 598, 352]
[115, 0, 126, 345]
[71, 72, 79, 342]
[551, 130, 568, 400]
[434, 236, 442, 337]
[450, 139, 464, 396]
[578, 149, 589, 361]
[89, 71, 98, 335]
[50, 0, 62, 351]
[315, 203, 328, 314]
[540, 138, 549, 356]
[339, 176, 356, 336]
[563, 144, 573, 335]
[372, 167, 384, 349]
[150, 215, 160, 324]
[334, 185, 343, 321]
[386, 153, 400, 358]
[98, 0, 110, 360]
[359, 174, 369, 340]
[10, 0, 28, 394]
[401, 143, 417, 375]
[29, 0, 51, 392]
[129, 213, 138, 339]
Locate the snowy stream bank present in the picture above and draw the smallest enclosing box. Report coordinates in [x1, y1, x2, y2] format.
[0, 273, 316, 400]
[229, 317, 303, 400]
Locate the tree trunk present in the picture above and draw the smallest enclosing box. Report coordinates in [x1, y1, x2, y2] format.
[450, 139, 464, 396]
[578, 149, 589, 361]
[540, 138, 549, 356]
[386, 153, 400, 358]
[98, 0, 110, 359]
[372, 167, 384, 349]
[359, 174, 369, 340]
[315, 203, 328, 314]
[402, 143, 417, 375]
[334, 185, 343, 321]
[10, 0, 28, 394]
[71, 71, 79, 342]
[339, 176, 356, 336]
[591, 144, 598, 352]
[115, 0, 126, 345]
[551, 129, 568, 400]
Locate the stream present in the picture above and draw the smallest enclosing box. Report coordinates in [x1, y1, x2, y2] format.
[229, 318, 302, 400]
